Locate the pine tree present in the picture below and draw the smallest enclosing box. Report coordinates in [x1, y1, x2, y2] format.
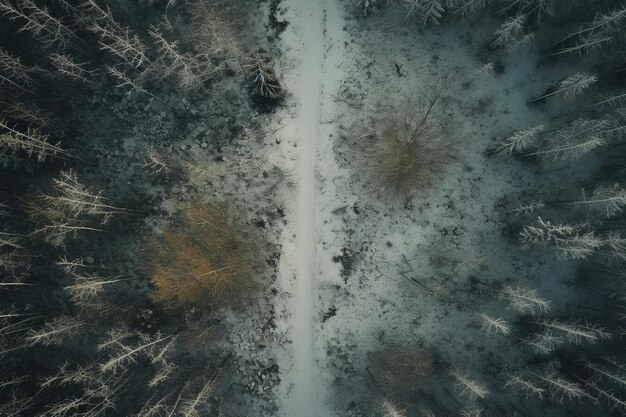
[504, 374, 546, 399]
[83, 0, 148, 70]
[450, 369, 488, 400]
[554, 6, 626, 56]
[478, 313, 511, 336]
[0, 119, 69, 162]
[528, 73, 597, 103]
[0, 48, 36, 92]
[48, 53, 92, 82]
[534, 319, 611, 345]
[519, 217, 600, 260]
[179, 374, 220, 417]
[489, 124, 545, 156]
[491, 14, 526, 48]
[25, 315, 85, 346]
[380, 400, 407, 417]
[499, 285, 551, 315]
[404, 0, 445, 25]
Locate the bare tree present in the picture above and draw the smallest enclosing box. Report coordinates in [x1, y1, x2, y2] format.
[504, 374, 546, 399]
[593, 91, 626, 108]
[528, 72, 597, 103]
[0, 119, 69, 162]
[148, 360, 175, 388]
[189, 0, 242, 66]
[449, 369, 488, 400]
[42, 170, 128, 224]
[520, 217, 600, 259]
[584, 380, 626, 413]
[107, 65, 168, 106]
[0, 0, 75, 50]
[63, 272, 128, 304]
[522, 331, 563, 354]
[467, 62, 494, 84]
[499, 285, 550, 315]
[28, 212, 101, 247]
[489, 124, 545, 156]
[362, 91, 453, 198]
[179, 374, 219, 417]
[134, 389, 178, 417]
[560, 184, 626, 218]
[525, 112, 626, 161]
[380, 400, 407, 417]
[497, 0, 557, 22]
[507, 201, 545, 216]
[534, 319, 611, 345]
[3, 100, 49, 126]
[49, 54, 93, 82]
[41, 362, 123, 417]
[530, 118, 612, 162]
[26, 170, 126, 244]
[83, 0, 148, 70]
[0, 380, 38, 417]
[528, 133, 604, 161]
[478, 313, 511, 336]
[530, 371, 590, 403]
[585, 359, 626, 388]
[143, 146, 171, 175]
[521, 217, 626, 260]
[460, 408, 483, 417]
[99, 330, 173, 374]
[0, 48, 36, 91]
[554, 6, 626, 56]
[56, 256, 92, 274]
[451, 0, 489, 17]
[149, 26, 218, 90]
[404, 0, 445, 25]
[0, 230, 30, 273]
[245, 56, 282, 99]
[25, 315, 85, 346]
[491, 14, 526, 48]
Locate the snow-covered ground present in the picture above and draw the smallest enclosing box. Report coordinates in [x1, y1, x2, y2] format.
[269, 1, 601, 416]
[272, 0, 347, 416]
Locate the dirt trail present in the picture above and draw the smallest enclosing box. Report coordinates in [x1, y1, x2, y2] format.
[275, 0, 346, 416]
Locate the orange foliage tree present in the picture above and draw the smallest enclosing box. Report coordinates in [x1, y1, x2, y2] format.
[145, 203, 264, 310]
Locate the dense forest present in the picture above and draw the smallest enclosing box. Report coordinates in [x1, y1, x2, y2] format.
[0, 0, 625, 416]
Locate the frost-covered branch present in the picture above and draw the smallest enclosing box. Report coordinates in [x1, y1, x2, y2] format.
[478, 313, 511, 336]
[489, 124, 545, 156]
[49, 54, 93, 82]
[520, 217, 600, 259]
[84, 0, 148, 70]
[528, 72, 597, 103]
[0, 119, 69, 162]
[449, 369, 488, 400]
[522, 331, 563, 354]
[404, 0, 445, 25]
[504, 374, 546, 399]
[554, 6, 626, 56]
[499, 285, 550, 315]
[534, 319, 612, 345]
[491, 14, 526, 48]
[25, 315, 85, 346]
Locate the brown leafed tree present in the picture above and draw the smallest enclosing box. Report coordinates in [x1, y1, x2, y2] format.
[145, 202, 264, 311]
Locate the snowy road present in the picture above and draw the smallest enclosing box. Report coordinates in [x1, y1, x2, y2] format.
[287, 0, 322, 415]
[275, 0, 346, 416]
